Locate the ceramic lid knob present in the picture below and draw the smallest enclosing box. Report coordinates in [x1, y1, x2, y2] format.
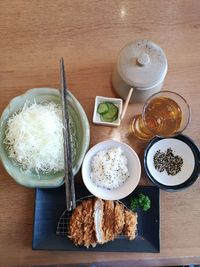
[117, 40, 168, 89]
[137, 53, 150, 66]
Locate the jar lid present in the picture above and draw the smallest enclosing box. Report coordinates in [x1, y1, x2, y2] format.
[117, 40, 168, 89]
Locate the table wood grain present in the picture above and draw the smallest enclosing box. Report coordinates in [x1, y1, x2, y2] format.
[0, 0, 200, 266]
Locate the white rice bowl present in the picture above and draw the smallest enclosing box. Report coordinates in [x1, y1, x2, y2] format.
[82, 140, 141, 200]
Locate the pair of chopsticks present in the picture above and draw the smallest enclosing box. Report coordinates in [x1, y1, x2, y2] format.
[60, 58, 76, 211]
[60, 58, 131, 210]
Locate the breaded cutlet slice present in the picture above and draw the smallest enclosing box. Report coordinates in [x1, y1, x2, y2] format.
[123, 209, 137, 240]
[103, 200, 115, 242]
[93, 198, 105, 244]
[68, 203, 84, 246]
[114, 201, 125, 238]
[82, 199, 97, 248]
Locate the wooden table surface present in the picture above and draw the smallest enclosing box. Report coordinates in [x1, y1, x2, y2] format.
[0, 0, 200, 266]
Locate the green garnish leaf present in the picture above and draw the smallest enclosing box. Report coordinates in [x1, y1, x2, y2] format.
[130, 197, 139, 211]
[130, 193, 151, 212]
[138, 193, 151, 211]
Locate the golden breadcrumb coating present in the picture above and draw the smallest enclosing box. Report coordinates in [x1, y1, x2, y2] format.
[103, 201, 115, 242]
[124, 209, 137, 240]
[68, 198, 138, 247]
[68, 204, 84, 246]
[114, 201, 124, 237]
[82, 199, 97, 248]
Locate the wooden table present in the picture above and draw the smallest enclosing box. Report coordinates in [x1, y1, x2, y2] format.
[0, 1, 200, 266]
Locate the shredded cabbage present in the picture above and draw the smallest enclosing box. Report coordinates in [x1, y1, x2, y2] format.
[4, 101, 65, 174]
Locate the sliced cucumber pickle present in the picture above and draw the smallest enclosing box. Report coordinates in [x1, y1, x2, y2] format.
[97, 102, 109, 114]
[101, 102, 118, 119]
[97, 101, 119, 123]
[100, 114, 118, 122]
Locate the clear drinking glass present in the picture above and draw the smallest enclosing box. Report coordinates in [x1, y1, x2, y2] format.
[131, 91, 191, 140]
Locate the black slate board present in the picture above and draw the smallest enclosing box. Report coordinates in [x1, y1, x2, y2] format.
[32, 185, 160, 252]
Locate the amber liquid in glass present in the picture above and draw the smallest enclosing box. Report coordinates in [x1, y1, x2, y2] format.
[131, 97, 182, 140]
[144, 97, 182, 136]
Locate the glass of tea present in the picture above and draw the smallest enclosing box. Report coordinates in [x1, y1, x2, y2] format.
[131, 91, 191, 140]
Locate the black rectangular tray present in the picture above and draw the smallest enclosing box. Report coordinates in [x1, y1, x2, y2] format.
[33, 185, 160, 252]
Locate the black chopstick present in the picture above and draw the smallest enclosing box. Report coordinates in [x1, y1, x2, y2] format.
[60, 58, 76, 210]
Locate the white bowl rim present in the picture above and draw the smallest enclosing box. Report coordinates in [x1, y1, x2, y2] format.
[82, 139, 141, 200]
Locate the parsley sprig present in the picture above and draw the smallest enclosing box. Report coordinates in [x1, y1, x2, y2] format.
[130, 193, 151, 212]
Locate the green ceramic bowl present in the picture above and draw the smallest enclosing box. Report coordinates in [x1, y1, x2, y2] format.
[0, 88, 90, 188]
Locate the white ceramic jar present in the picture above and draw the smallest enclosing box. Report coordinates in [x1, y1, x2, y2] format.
[112, 40, 168, 103]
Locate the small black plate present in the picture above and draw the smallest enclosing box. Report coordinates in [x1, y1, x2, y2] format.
[32, 185, 160, 252]
[144, 134, 200, 191]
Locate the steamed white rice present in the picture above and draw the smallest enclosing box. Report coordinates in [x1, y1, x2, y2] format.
[90, 147, 130, 190]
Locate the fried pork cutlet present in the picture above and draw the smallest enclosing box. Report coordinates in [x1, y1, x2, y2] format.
[123, 209, 137, 240]
[68, 198, 138, 247]
[103, 200, 115, 242]
[68, 203, 84, 246]
[114, 201, 124, 238]
[82, 199, 97, 248]
[93, 198, 105, 244]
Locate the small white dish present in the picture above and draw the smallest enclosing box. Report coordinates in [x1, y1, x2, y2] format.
[146, 138, 195, 186]
[82, 140, 141, 200]
[144, 135, 200, 191]
[93, 96, 123, 127]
